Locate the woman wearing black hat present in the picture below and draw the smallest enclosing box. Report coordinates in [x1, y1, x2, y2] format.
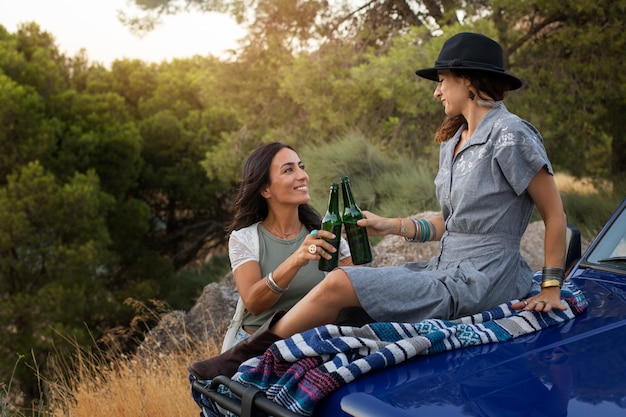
[188, 32, 567, 381]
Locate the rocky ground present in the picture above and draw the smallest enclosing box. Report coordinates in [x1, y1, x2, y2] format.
[138, 214, 588, 356]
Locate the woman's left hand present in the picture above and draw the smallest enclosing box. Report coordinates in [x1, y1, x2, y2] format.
[511, 286, 567, 312]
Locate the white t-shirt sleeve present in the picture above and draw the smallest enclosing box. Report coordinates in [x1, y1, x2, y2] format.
[228, 223, 260, 272]
[339, 236, 351, 260]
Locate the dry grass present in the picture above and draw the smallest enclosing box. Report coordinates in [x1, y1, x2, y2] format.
[44, 301, 223, 417]
[47, 341, 220, 417]
[554, 172, 612, 195]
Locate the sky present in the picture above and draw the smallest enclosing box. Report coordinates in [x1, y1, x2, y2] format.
[0, 0, 246, 67]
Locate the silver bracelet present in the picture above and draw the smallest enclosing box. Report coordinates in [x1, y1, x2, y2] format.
[404, 218, 435, 243]
[266, 271, 288, 294]
[404, 218, 421, 242]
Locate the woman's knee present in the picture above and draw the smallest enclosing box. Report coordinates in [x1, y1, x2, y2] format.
[322, 268, 351, 289]
[317, 268, 359, 304]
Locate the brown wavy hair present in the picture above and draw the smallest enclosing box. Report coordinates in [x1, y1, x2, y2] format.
[434, 70, 510, 144]
[226, 142, 321, 234]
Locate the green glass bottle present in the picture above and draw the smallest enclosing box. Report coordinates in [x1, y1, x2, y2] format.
[319, 182, 342, 272]
[340, 176, 372, 265]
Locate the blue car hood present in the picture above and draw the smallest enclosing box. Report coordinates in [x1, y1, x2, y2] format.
[317, 272, 626, 417]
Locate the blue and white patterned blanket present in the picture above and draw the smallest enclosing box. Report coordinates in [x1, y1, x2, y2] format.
[193, 274, 587, 416]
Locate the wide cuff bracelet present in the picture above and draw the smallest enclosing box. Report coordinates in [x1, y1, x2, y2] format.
[541, 279, 562, 289]
[542, 266, 565, 288]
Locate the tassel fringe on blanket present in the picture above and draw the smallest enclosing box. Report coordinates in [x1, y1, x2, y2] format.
[193, 274, 587, 416]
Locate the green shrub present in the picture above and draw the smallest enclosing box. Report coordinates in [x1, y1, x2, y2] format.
[163, 253, 231, 310]
[302, 131, 438, 217]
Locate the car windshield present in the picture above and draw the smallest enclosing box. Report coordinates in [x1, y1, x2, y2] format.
[586, 203, 626, 270]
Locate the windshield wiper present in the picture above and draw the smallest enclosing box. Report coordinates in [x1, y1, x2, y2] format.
[597, 256, 626, 264]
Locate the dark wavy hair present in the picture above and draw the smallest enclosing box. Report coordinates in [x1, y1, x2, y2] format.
[226, 142, 322, 234]
[434, 70, 509, 144]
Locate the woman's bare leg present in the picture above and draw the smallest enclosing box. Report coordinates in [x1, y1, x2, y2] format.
[271, 268, 360, 338]
[187, 269, 361, 380]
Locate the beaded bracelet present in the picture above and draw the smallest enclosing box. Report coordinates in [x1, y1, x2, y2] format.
[398, 217, 406, 237]
[266, 272, 288, 294]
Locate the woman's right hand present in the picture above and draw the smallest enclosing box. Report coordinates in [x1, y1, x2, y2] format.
[294, 229, 337, 265]
[357, 211, 397, 236]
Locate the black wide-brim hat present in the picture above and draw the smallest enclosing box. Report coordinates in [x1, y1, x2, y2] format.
[415, 32, 523, 91]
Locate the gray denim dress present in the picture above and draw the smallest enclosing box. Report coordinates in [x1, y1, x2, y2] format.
[345, 103, 552, 323]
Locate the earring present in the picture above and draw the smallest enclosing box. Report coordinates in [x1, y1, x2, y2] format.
[469, 90, 475, 100]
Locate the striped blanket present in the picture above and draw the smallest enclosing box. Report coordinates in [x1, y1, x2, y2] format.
[197, 275, 587, 416]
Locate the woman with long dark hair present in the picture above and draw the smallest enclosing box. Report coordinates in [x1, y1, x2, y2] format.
[201, 142, 351, 355]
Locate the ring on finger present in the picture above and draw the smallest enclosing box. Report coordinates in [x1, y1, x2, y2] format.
[310, 229, 318, 237]
[308, 244, 317, 254]
[522, 299, 528, 306]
